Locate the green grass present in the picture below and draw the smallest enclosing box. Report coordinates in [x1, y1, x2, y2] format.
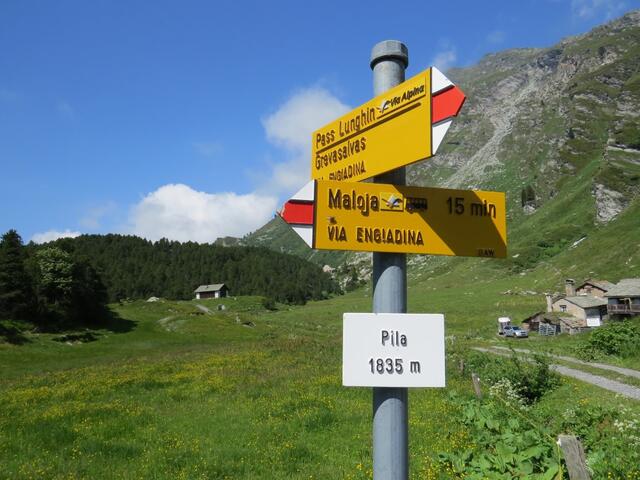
[0, 296, 472, 479]
[2, 285, 640, 479]
[0, 298, 268, 381]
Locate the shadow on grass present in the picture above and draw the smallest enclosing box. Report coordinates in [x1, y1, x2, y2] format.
[99, 307, 137, 334]
[52, 331, 101, 344]
[2, 307, 137, 344]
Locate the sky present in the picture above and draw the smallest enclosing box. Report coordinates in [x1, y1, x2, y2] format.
[1, 0, 639, 244]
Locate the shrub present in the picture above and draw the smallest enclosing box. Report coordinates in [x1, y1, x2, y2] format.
[559, 404, 640, 478]
[578, 320, 640, 358]
[261, 297, 277, 311]
[464, 351, 561, 404]
[437, 393, 562, 478]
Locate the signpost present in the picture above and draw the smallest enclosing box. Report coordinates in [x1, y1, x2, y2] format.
[343, 313, 445, 388]
[311, 67, 465, 183]
[278, 179, 507, 258]
[276, 39, 505, 480]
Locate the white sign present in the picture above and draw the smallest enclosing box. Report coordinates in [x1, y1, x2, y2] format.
[342, 313, 445, 388]
[586, 316, 601, 327]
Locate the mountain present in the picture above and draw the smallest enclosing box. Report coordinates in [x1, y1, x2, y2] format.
[241, 10, 640, 287]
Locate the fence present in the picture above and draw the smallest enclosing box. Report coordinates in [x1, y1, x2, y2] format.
[539, 323, 559, 336]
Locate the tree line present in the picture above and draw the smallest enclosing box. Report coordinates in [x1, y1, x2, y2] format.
[0, 230, 107, 329]
[0, 231, 340, 328]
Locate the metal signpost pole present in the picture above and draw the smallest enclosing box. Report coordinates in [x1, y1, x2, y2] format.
[370, 40, 409, 480]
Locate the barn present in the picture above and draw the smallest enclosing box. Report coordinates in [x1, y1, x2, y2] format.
[194, 284, 229, 300]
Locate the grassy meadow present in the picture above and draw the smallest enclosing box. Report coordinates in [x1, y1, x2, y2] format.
[0, 295, 466, 479]
[2, 282, 640, 479]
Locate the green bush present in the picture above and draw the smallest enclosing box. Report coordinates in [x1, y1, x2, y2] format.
[559, 404, 640, 478]
[439, 393, 640, 479]
[464, 351, 561, 405]
[578, 320, 640, 358]
[437, 394, 562, 479]
[261, 296, 277, 311]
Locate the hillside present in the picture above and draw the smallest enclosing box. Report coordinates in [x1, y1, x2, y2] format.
[241, 10, 640, 288]
[37, 234, 340, 305]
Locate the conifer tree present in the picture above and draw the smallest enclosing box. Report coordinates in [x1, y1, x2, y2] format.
[0, 230, 33, 319]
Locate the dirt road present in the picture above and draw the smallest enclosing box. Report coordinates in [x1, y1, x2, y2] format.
[473, 346, 640, 400]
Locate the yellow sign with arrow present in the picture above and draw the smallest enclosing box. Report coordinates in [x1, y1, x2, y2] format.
[311, 67, 466, 182]
[279, 180, 507, 258]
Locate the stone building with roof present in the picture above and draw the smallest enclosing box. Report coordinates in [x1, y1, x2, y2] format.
[549, 294, 608, 328]
[524, 278, 640, 335]
[522, 312, 589, 335]
[194, 283, 229, 300]
[575, 279, 615, 298]
[534, 279, 608, 333]
[606, 279, 640, 317]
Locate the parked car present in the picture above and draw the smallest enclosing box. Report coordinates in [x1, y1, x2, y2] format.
[503, 326, 528, 338]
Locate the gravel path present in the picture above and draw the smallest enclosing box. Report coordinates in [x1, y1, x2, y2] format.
[472, 347, 640, 400]
[551, 364, 640, 400]
[492, 346, 640, 380]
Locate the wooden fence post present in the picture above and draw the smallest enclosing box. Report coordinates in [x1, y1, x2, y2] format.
[471, 373, 482, 399]
[458, 358, 465, 374]
[558, 435, 591, 480]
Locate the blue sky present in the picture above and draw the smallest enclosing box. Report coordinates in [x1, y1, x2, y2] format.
[1, 0, 638, 243]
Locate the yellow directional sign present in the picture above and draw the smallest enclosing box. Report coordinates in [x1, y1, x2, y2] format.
[311, 67, 466, 182]
[311, 180, 507, 257]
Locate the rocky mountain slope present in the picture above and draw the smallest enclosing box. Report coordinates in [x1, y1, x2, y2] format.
[241, 10, 640, 286]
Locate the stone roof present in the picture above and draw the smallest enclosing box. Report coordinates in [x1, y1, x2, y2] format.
[560, 296, 607, 309]
[606, 278, 640, 297]
[523, 311, 558, 323]
[194, 283, 227, 293]
[522, 312, 580, 326]
[577, 279, 615, 291]
[557, 316, 586, 329]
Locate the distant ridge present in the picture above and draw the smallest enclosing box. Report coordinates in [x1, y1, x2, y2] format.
[243, 10, 640, 285]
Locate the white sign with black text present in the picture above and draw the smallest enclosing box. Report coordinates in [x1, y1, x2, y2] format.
[342, 313, 445, 388]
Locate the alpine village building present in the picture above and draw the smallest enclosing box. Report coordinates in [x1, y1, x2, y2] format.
[194, 284, 229, 300]
[523, 279, 608, 334]
[523, 278, 640, 334]
[606, 279, 640, 316]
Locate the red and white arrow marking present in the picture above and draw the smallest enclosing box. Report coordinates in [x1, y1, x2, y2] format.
[278, 180, 315, 247]
[280, 67, 463, 248]
[431, 67, 465, 155]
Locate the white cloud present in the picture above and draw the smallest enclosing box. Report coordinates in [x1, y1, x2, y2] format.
[261, 87, 350, 193]
[430, 42, 458, 72]
[193, 141, 223, 157]
[263, 87, 349, 152]
[128, 183, 277, 243]
[31, 229, 81, 244]
[115, 86, 348, 244]
[263, 156, 313, 194]
[571, 0, 627, 19]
